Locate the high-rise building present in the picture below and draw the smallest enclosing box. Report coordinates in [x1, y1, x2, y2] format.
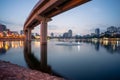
[68, 29, 72, 38]
[51, 32, 54, 38]
[95, 28, 100, 37]
[63, 32, 68, 38]
[20, 30, 24, 35]
[0, 24, 6, 32]
[118, 27, 120, 32]
[62, 29, 73, 38]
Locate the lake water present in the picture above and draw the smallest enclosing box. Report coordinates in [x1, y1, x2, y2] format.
[0, 40, 120, 80]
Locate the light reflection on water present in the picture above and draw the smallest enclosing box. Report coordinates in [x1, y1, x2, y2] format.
[0, 40, 120, 80]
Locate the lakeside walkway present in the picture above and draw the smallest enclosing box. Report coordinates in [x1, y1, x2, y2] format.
[0, 60, 63, 80]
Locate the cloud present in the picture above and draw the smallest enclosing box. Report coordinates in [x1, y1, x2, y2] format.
[48, 24, 59, 30]
[85, 24, 109, 33]
[0, 19, 23, 27]
[0, 19, 23, 33]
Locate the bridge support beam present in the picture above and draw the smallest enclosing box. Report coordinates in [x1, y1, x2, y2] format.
[40, 18, 47, 44]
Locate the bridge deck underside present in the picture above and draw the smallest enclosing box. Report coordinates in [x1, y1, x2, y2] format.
[24, 0, 90, 30]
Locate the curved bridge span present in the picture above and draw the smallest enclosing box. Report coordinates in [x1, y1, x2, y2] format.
[24, 0, 91, 44]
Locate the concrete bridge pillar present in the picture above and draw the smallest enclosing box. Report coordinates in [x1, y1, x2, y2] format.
[24, 30, 28, 41]
[24, 28, 31, 41]
[40, 18, 48, 44]
[27, 28, 31, 41]
[25, 30, 29, 41]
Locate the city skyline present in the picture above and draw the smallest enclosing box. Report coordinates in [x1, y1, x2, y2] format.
[0, 0, 120, 36]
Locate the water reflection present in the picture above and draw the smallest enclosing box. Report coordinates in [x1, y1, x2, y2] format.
[0, 40, 120, 55]
[0, 40, 120, 80]
[23, 41, 62, 77]
[101, 40, 120, 54]
[91, 41, 100, 51]
[91, 40, 120, 54]
[0, 41, 24, 54]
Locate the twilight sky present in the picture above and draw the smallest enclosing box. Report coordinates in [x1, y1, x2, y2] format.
[0, 0, 120, 36]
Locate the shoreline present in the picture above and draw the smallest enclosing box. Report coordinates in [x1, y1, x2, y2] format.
[0, 60, 63, 80]
[0, 38, 24, 41]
